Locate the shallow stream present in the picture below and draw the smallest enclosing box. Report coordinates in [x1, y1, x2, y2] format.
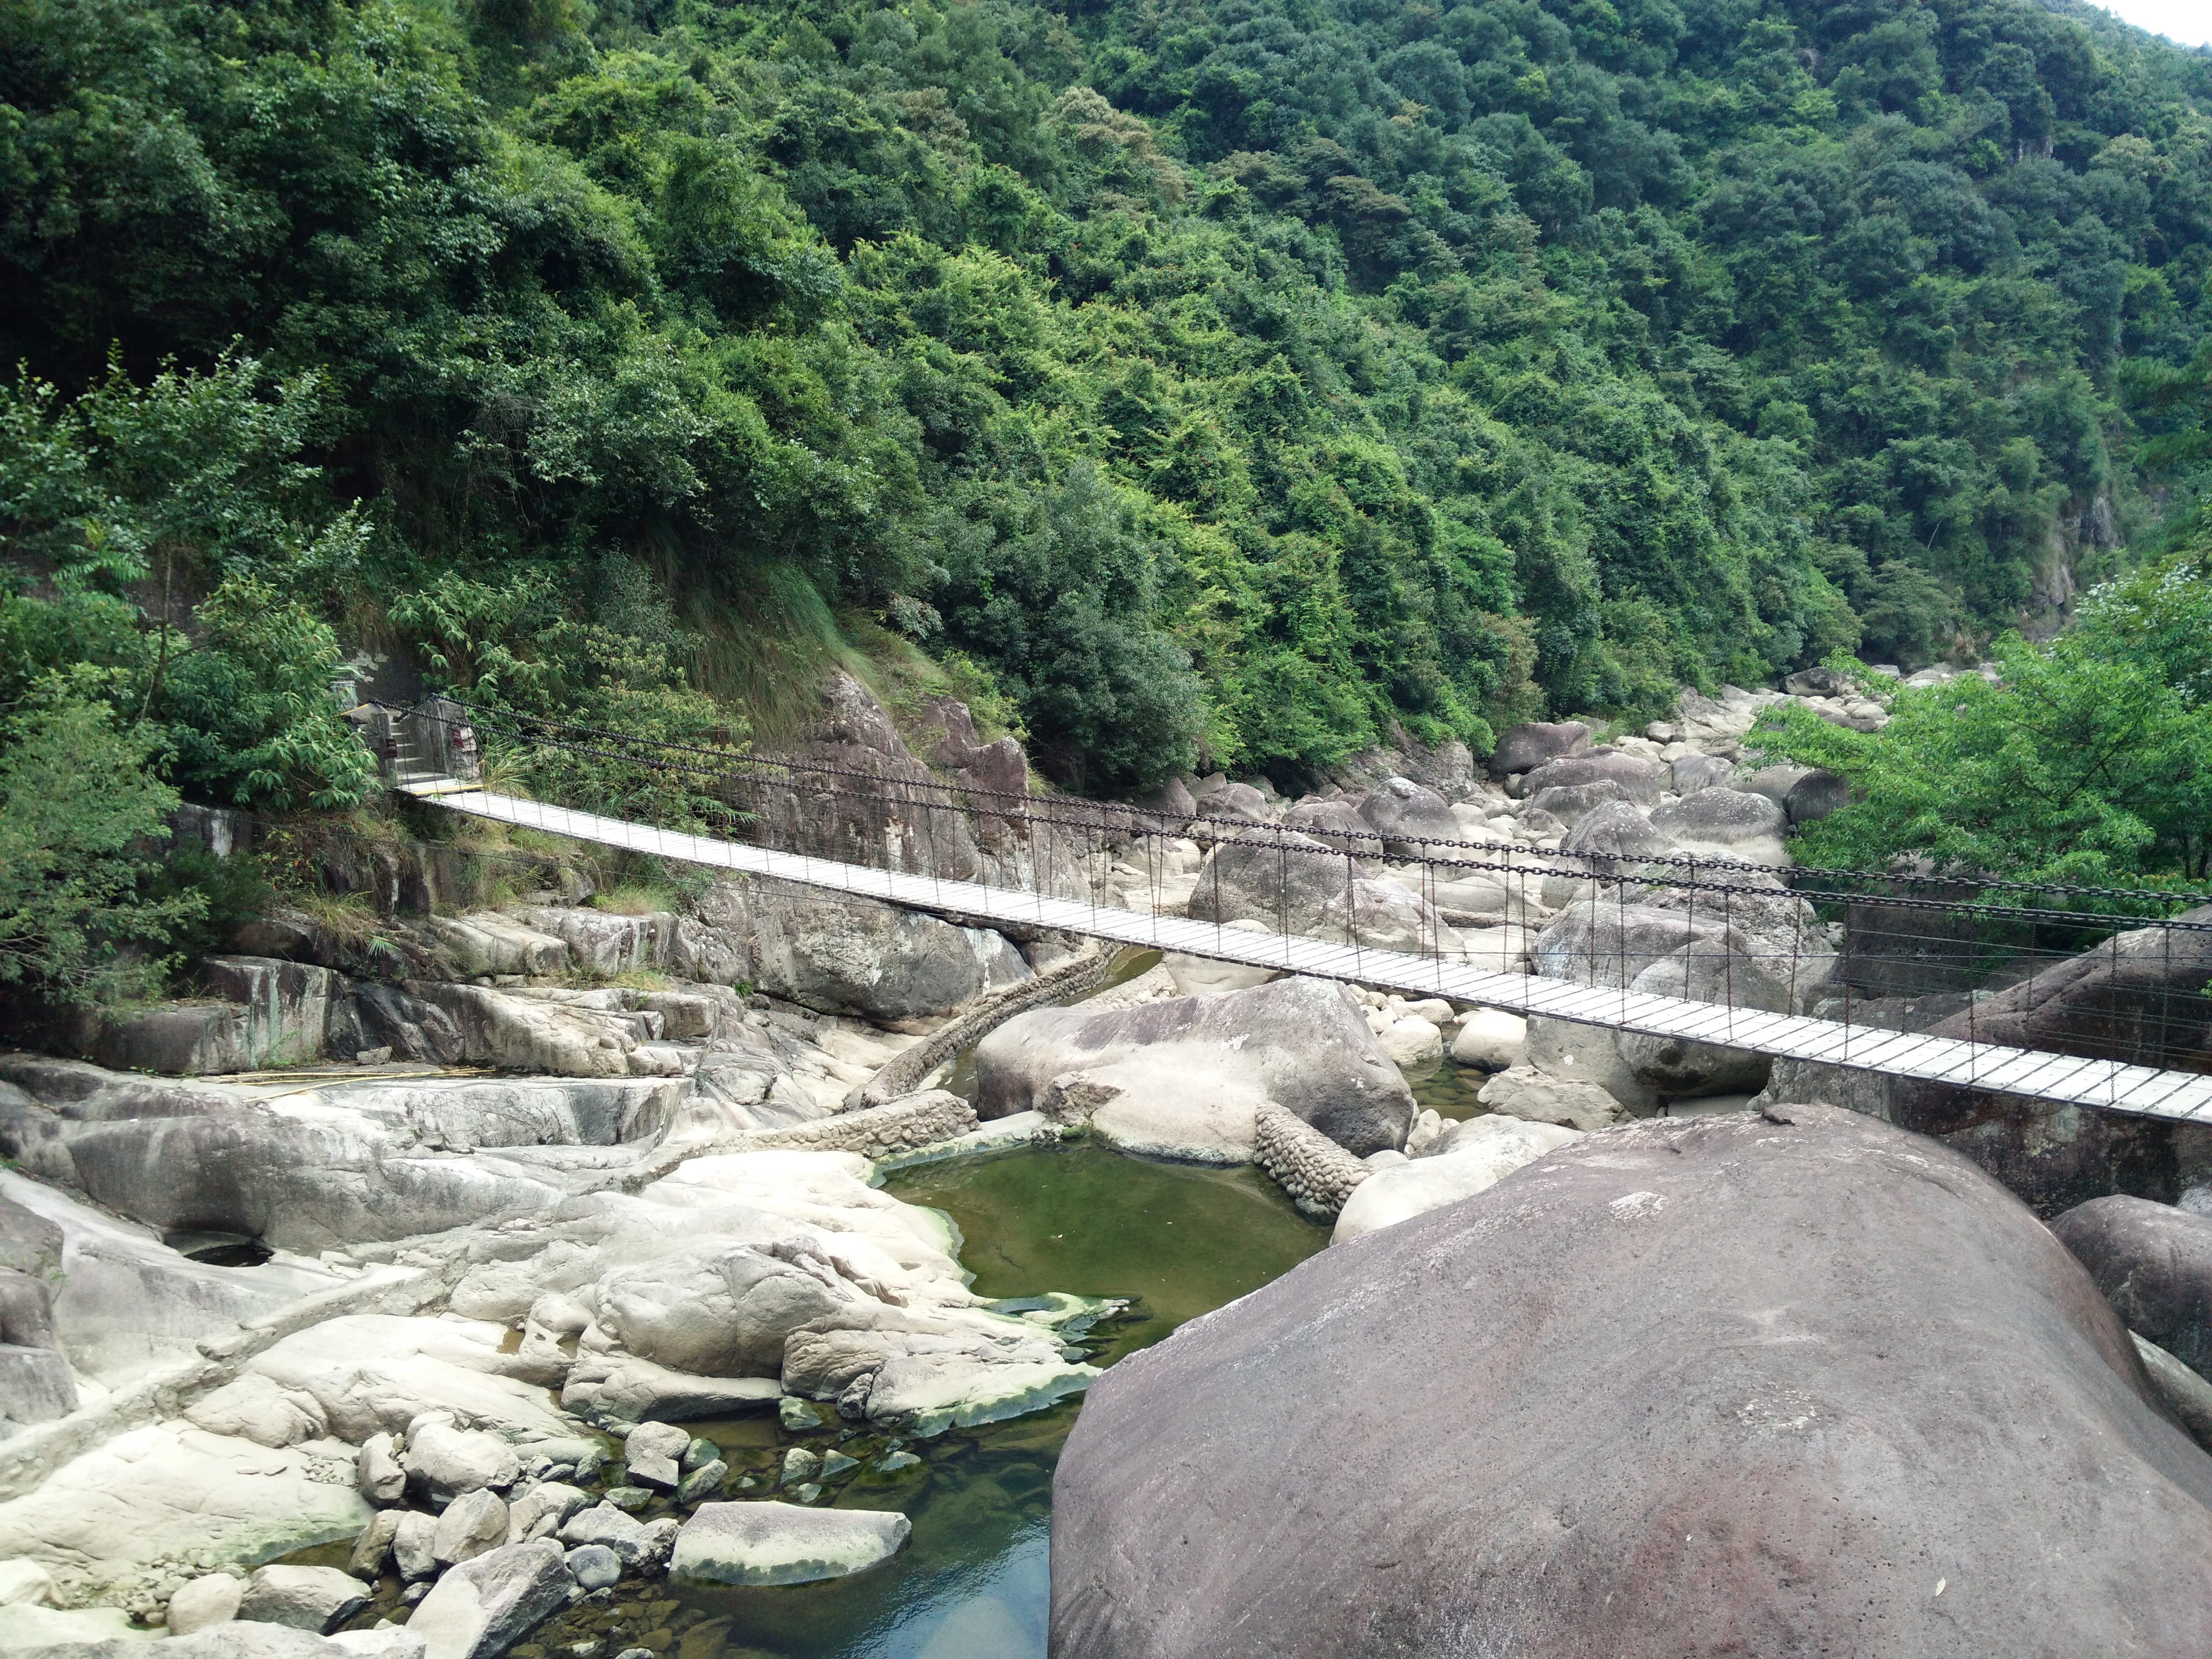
[508, 1144, 1327, 1659]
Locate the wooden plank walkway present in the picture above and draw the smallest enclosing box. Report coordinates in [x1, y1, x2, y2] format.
[431, 787, 2212, 1125]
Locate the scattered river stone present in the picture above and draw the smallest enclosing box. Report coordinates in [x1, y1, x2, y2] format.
[406, 1537, 572, 1659]
[623, 1420, 689, 1491]
[681, 1438, 719, 1472]
[875, 1451, 921, 1474]
[349, 1509, 401, 1578]
[780, 1447, 819, 1486]
[817, 1450, 858, 1480]
[604, 1486, 652, 1512]
[392, 1511, 439, 1581]
[567, 1543, 623, 1590]
[433, 1486, 509, 1566]
[166, 1572, 243, 1636]
[237, 1563, 369, 1633]
[674, 1459, 728, 1505]
[671, 1500, 911, 1587]
[779, 1396, 824, 1431]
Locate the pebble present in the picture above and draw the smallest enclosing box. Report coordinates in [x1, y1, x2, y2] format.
[817, 1451, 858, 1480]
[604, 1486, 653, 1512]
[780, 1448, 820, 1486]
[875, 1451, 922, 1474]
[681, 1438, 719, 1472]
[779, 1396, 824, 1431]
[789, 1481, 823, 1503]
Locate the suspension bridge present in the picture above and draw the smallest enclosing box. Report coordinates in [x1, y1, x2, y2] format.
[357, 696, 2212, 1126]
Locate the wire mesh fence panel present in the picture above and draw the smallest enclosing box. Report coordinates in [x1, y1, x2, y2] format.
[368, 697, 2212, 1111]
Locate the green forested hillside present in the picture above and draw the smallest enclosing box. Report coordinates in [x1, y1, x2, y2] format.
[4, 0, 2212, 816]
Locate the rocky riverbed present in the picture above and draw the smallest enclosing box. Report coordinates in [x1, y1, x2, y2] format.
[1, 665, 2208, 1656]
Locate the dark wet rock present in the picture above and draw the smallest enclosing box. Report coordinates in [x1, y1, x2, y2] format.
[1052, 1106, 2212, 1659]
[1784, 768, 1850, 825]
[1487, 721, 1591, 778]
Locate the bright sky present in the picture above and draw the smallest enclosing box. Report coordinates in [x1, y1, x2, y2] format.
[2092, 0, 2212, 49]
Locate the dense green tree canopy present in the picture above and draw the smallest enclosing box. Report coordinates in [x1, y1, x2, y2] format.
[3, 0, 2211, 802]
[1754, 546, 2212, 890]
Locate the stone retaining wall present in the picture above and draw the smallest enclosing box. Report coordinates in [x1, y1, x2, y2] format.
[739, 1091, 978, 1159]
[1254, 1102, 1371, 1220]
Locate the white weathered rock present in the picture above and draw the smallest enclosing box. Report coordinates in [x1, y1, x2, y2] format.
[392, 1511, 439, 1581]
[1476, 1067, 1633, 1132]
[236, 1563, 370, 1633]
[0, 1423, 370, 1599]
[349, 1510, 401, 1578]
[670, 1501, 910, 1586]
[402, 1417, 519, 1497]
[503, 1482, 589, 1546]
[184, 1373, 331, 1450]
[976, 977, 1415, 1163]
[403, 1537, 570, 1659]
[1372, 1017, 1443, 1068]
[621, 1421, 687, 1491]
[166, 1571, 242, 1635]
[432, 1487, 509, 1568]
[328, 1631, 429, 1658]
[0, 1604, 146, 1646]
[1333, 1118, 1582, 1243]
[357, 1434, 406, 1505]
[0, 1561, 49, 1611]
[1449, 1009, 1526, 1071]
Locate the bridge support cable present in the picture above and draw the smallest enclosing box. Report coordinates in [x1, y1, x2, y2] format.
[426, 785, 2212, 1127]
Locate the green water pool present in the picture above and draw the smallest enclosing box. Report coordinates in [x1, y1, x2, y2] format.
[513, 1142, 1328, 1659]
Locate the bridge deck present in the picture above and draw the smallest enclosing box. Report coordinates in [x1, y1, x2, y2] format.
[433, 788, 2212, 1125]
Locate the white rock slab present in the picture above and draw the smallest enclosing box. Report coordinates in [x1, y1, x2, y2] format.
[671, 1501, 910, 1587]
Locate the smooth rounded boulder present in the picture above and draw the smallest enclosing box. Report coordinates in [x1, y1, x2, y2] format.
[974, 976, 1416, 1159]
[1051, 1105, 2212, 1659]
[2053, 1196, 2212, 1373]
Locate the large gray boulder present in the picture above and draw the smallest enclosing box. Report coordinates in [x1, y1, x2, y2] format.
[1669, 753, 1733, 795]
[1277, 799, 1382, 859]
[1879, 908, 2212, 1212]
[402, 1538, 570, 1659]
[592, 1244, 846, 1378]
[235, 1564, 368, 1634]
[1051, 1106, 2212, 1659]
[1183, 830, 1362, 934]
[1615, 945, 1788, 1097]
[1651, 787, 1789, 866]
[1355, 778, 1462, 857]
[2053, 1197, 2212, 1374]
[1487, 721, 1590, 777]
[1522, 778, 1634, 829]
[682, 877, 1030, 1023]
[974, 977, 1415, 1160]
[1519, 751, 1662, 806]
